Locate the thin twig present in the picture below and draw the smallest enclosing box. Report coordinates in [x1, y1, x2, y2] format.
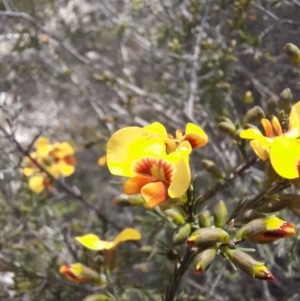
[196, 157, 259, 205]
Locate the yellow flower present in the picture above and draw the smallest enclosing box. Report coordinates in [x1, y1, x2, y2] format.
[144, 122, 208, 153]
[75, 228, 141, 250]
[240, 101, 300, 160]
[107, 127, 192, 207]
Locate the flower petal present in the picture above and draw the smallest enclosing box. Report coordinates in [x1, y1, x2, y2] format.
[124, 175, 155, 195]
[23, 167, 35, 177]
[184, 123, 208, 148]
[168, 141, 191, 198]
[270, 137, 300, 179]
[271, 116, 282, 136]
[249, 140, 269, 161]
[75, 234, 113, 250]
[28, 175, 45, 193]
[240, 128, 271, 146]
[35, 136, 50, 150]
[143, 122, 168, 140]
[141, 181, 169, 207]
[56, 161, 75, 177]
[286, 101, 300, 138]
[112, 228, 141, 247]
[261, 119, 274, 137]
[107, 129, 166, 177]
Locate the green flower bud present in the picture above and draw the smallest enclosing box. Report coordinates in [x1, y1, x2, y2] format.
[198, 210, 211, 228]
[219, 116, 235, 126]
[113, 194, 145, 207]
[243, 106, 265, 124]
[186, 228, 229, 247]
[278, 88, 292, 113]
[244, 91, 254, 104]
[194, 246, 217, 274]
[224, 248, 274, 281]
[235, 216, 296, 244]
[218, 121, 236, 136]
[283, 43, 300, 68]
[267, 95, 277, 116]
[213, 200, 228, 228]
[201, 160, 223, 179]
[164, 208, 185, 225]
[172, 223, 192, 245]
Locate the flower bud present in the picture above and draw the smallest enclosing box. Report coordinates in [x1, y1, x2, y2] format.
[235, 216, 296, 244]
[267, 95, 277, 116]
[172, 223, 192, 245]
[113, 194, 145, 207]
[244, 91, 254, 104]
[198, 210, 211, 228]
[59, 263, 105, 285]
[284, 43, 300, 68]
[243, 106, 265, 124]
[224, 248, 274, 281]
[213, 200, 228, 228]
[278, 88, 292, 113]
[164, 208, 185, 225]
[194, 246, 217, 274]
[186, 228, 229, 247]
[218, 122, 236, 136]
[201, 160, 223, 179]
[219, 116, 235, 126]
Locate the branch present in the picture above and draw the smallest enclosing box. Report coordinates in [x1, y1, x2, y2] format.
[185, 2, 212, 120]
[196, 157, 259, 206]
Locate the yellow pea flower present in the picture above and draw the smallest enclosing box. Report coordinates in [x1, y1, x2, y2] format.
[144, 122, 208, 153]
[240, 101, 300, 160]
[75, 228, 141, 251]
[107, 128, 191, 207]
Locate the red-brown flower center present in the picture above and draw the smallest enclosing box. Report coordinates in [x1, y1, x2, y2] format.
[133, 157, 174, 184]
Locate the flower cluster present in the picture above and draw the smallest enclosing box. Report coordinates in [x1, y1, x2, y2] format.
[106, 122, 208, 208]
[186, 201, 296, 280]
[22, 136, 76, 193]
[240, 101, 300, 179]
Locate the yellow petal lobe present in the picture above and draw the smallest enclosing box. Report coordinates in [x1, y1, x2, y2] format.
[76, 234, 113, 250]
[270, 137, 300, 179]
[28, 175, 45, 193]
[112, 228, 141, 248]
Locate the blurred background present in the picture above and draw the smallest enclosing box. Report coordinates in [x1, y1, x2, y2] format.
[0, 0, 300, 300]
